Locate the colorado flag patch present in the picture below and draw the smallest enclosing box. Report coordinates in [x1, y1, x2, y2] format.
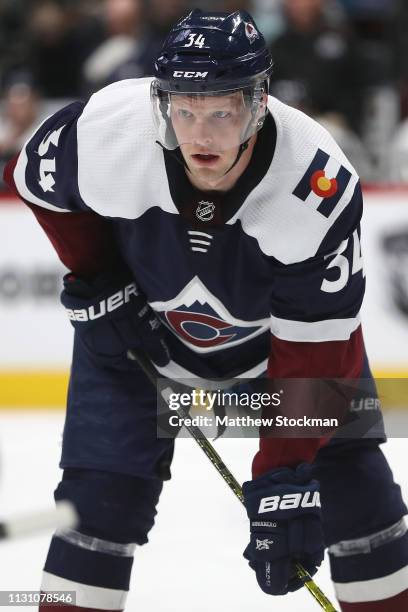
[293, 148, 352, 218]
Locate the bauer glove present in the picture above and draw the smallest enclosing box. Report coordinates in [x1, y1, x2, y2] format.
[242, 463, 324, 595]
[61, 270, 170, 367]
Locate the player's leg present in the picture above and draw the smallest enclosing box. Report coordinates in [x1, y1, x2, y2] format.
[313, 438, 408, 611]
[39, 335, 174, 611]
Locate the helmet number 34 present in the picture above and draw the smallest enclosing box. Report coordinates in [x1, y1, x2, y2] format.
[184, 33, 206, 48]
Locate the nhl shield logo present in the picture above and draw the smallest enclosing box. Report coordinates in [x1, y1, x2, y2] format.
[196, 200, 215, 222]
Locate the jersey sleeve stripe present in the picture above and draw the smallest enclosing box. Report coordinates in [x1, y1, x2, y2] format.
[41, 571, 128, 610]
[270, 314, 360, 342]
[333, 566, 408, 603]
[155, 357, 268, 382]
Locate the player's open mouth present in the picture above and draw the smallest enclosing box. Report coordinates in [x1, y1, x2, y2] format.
[192, 153, 220, 165]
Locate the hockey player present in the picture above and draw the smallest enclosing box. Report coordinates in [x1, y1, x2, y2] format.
[4, 9, 408, 612]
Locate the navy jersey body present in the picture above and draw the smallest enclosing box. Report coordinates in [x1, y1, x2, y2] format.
[5, 78, 367, 474]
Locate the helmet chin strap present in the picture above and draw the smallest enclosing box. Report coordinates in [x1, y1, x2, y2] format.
[221, 82, 268, 176]
[223, 139, 250, 175]
[156, 140, 188, 170]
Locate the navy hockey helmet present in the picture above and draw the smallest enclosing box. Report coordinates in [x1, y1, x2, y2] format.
[151, 9, 273, 152]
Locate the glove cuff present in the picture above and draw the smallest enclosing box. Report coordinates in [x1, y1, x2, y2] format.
[243, 463, 313, 492]
[62, 270, 135, 299]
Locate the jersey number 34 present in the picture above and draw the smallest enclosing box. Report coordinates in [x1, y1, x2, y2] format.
[321, 229, 364, 294]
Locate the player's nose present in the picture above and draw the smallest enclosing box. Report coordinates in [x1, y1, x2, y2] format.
[192, 120, 214, 147]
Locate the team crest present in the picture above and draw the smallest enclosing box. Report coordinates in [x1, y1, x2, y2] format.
[196, 200, 215, 222]
[150, 277, 269, 353]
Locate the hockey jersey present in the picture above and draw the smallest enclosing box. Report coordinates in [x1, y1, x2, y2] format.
[4, 77, 366, 474]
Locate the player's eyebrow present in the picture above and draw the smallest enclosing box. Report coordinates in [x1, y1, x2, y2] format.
[171, 92, 243, 111]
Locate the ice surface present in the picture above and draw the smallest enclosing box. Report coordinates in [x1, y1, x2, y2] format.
[0, 411, 406, 612]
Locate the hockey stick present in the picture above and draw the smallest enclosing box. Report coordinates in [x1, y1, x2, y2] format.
[0, 501, 78, 541]
[128, 349, 338, 612]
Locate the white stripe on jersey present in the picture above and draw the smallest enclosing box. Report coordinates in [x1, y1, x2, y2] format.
[155, 358, 268, 387]
[270, 314, 360, 342]
[334, 566, 408, 603]
[41, 571, 128, 609]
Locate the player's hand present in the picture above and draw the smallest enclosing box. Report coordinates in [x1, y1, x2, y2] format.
[242, 463, 324, 595]
[61, 270, 170, 367]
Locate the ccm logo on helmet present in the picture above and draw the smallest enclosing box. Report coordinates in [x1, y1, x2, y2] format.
[258, 491, 321, 513]
[172, 70, 209, 79]
[66, 283, 138, 322]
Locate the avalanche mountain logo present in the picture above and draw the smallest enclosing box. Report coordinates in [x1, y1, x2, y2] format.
[150, 277, 269, 353]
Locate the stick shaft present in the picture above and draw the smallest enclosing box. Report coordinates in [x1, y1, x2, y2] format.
[130, 350, 338, 612]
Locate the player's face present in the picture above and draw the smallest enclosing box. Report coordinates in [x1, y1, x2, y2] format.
[170, 92, 252, 185]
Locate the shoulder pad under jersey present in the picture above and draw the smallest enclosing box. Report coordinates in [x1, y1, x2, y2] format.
[14, 78, 177, 219]
[228, 96, 362, 264]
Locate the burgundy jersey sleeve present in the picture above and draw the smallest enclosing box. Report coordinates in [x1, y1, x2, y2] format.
[252, 326, 364, 478]
[252, 184, 366, 478]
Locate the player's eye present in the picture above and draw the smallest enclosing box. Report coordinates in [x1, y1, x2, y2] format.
[213, 111, 231, 119]
[177, 109, 193, 119]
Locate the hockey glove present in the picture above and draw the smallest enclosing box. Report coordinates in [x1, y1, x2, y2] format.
[61, 271, 170, 367]
[242, 463, 324, 595]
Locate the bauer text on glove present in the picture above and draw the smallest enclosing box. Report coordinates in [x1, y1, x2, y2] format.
[242, 463, 325, 595]
[61, 270, 170, 367]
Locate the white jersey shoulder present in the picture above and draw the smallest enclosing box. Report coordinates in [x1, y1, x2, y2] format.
[14, 80, 360, 261]
[228, 96, 360, 264]
[77, 77, 177, 219]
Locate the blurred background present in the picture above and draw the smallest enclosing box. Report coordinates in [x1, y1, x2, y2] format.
[0, 2, 407, 609]
[1, 0, 408, 183]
